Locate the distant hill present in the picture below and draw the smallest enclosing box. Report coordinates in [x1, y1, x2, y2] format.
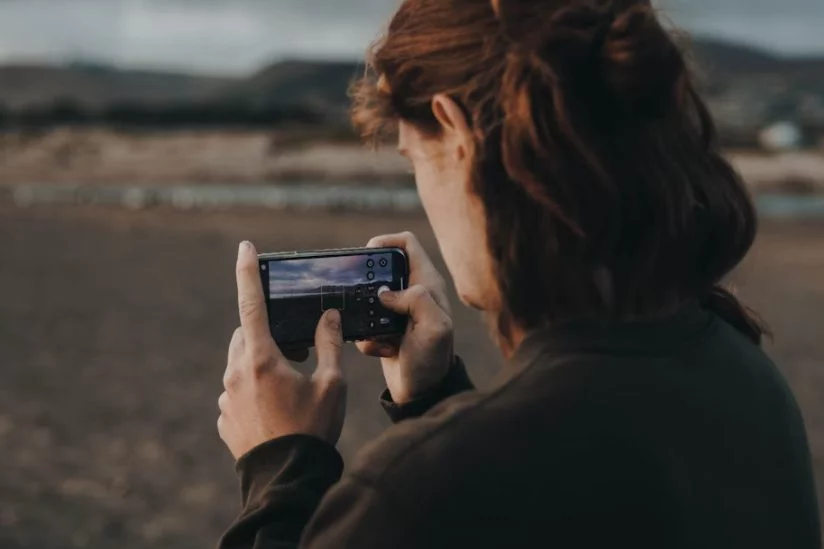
[689, 38, 783, 74]
[227, 42, 824, 116]
[0, 38, 821, 122]
[689, 37, 824, 85]
[0, 62, 235, 111]
[220, 60, 363, 118]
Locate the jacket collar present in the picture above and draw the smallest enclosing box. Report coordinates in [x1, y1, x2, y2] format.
[503, 301, 715, 379]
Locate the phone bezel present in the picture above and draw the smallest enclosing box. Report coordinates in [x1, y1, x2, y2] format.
[258, 247, 409, 348]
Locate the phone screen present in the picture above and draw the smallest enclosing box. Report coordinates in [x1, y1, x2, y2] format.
[260, 249, 408, 348]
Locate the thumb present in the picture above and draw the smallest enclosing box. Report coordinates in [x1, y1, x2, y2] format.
[313, 309, 344, 383]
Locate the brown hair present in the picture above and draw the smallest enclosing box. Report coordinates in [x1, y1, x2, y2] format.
[352, 0, 766, 345]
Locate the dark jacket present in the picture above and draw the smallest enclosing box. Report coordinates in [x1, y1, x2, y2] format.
[219, 304, 821, 548]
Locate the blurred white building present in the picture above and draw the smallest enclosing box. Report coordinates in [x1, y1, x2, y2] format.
[759, 121, 803, 151]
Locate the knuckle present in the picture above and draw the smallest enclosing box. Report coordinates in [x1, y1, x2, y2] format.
[439, 314, 454, 334]
[403, 231, 423, 251]
[223, 370, 239, 389]
[250, 352, 276, 377]
[319, 371, 346, 393]
[323, 335, 344, 352]
[408, 284, 428, 302]
[238, 296, 262, 317]
[325, 370, 345, 386]
[424, 310, 453, 336]
[218, 392, 230, 412]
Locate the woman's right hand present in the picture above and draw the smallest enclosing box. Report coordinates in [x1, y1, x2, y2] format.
[356, 232, 455, 404]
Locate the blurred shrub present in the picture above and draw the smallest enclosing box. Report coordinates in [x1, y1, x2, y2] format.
[0, 98, 340, 131]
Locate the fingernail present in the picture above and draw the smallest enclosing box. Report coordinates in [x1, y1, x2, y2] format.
[327, 309, 342, 328]
[378, 285, 391, 297]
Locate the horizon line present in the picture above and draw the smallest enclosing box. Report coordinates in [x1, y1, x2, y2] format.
[0, 32, 822, 80]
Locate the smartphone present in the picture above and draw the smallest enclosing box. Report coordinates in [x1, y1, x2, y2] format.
[258, 247, 409, 349]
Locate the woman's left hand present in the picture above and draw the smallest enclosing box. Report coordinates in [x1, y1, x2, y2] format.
[218, 241, 347, 460]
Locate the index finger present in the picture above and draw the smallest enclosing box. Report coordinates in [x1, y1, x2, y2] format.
[236, 241, 276, 352]
[366, 231, 429, 267]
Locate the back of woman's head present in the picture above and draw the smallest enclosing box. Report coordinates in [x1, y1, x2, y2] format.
[353, 0, 765, 345]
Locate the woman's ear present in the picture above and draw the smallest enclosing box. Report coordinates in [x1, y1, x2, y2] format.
[431, 94, 473, 163]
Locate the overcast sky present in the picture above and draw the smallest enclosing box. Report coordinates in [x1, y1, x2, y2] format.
[0, 0, 822, 75]
[268, 253, 393, 298]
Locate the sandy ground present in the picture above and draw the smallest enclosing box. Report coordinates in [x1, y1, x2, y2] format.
[0, 201, 823, 548]
[0, 129, 823, 192]
[0, 129, 411, 186]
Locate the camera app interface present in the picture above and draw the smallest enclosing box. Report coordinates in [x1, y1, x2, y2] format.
[264, 252, 403, 345]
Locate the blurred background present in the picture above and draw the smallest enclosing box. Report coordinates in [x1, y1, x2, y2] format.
[0, 1, 822, 547]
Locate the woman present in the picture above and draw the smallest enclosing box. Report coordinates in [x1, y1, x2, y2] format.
[216, 0, 820, 547]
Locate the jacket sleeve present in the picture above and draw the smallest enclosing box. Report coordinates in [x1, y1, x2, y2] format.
[218, 435, 421, 549]
[379, 355, 475, 423]
[219, 357, 474, 549]
[218, 435, 343, 549]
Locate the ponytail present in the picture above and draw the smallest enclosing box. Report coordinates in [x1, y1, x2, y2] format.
[702, 286, 768, 345]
